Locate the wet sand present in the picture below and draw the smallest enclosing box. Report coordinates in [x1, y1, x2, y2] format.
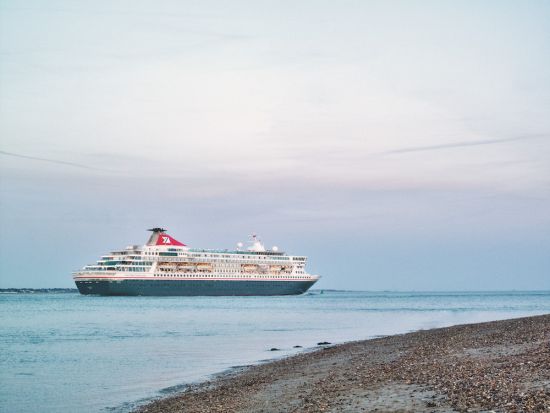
[136, 314, 549, 412]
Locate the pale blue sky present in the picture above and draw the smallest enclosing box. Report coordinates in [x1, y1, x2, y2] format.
[1, 0, 549, 289]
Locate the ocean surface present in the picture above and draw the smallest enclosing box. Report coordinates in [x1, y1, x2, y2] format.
[1, 290, 549, 413]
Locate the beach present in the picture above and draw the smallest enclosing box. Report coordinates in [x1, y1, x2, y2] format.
[137, 314, 549, 413]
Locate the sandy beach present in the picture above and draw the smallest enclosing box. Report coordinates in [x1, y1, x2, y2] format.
[136, 314, 549, 413]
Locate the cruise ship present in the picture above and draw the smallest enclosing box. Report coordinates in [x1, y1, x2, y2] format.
[73, 228, 320, 296]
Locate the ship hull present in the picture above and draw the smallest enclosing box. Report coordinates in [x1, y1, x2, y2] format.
[75, 279, 317, 296]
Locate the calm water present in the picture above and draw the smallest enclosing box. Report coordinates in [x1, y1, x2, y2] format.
[1, 290, 549, 413]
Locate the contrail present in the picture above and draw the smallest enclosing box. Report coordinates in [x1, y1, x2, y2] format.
[0, 150, 99, 170]
[378, 134, 548, 156]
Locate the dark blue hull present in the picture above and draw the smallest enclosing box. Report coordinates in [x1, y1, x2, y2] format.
[75, 279, 317, 296]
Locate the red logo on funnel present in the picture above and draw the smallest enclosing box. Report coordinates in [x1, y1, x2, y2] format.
[155, 234, 186, 246]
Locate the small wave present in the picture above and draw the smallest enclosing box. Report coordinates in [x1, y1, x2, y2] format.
[158, 383, 189, 394]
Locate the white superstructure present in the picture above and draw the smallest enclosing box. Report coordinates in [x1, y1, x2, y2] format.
[73, 229, 320, 291]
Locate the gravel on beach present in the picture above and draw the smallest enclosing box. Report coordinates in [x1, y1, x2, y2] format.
[136, 314, 550, 412]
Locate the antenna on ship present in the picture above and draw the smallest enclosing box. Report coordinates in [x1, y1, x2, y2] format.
[248, 233, 266, 252]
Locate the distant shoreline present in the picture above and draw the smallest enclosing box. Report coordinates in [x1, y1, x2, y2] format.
[0, 288, 78, 294]
[136, 314, 550, 413]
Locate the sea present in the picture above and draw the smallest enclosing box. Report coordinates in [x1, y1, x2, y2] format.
[1, 290, 549, 413]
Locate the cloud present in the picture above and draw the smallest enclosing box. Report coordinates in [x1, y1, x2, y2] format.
[376, 134, 548, 156]
[0, 150, 99, 170]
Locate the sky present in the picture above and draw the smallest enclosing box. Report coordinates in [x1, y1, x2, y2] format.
[0, 0, 549, 290]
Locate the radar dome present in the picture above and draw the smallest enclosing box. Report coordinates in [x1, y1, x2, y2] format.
[272, 246, 279, 252]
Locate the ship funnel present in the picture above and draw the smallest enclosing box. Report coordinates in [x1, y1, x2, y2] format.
[146, 228, 186, 247]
